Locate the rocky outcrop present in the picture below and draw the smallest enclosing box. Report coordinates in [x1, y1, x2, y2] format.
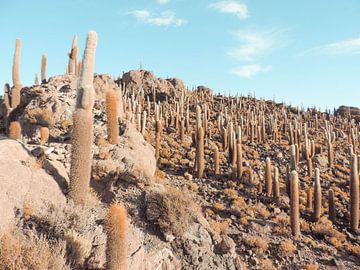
[0, 138, 66, 235]
[336, 105, 360, 122]
[121, 70, 187, 101]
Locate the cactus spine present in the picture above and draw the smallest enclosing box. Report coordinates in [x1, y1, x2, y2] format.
[313, 168, 322, 221]
[69, 31, 97, 205]
[105, 203, 128, 270]
[350, 154, 359, 231]
[106, 89, 119, 144]
[290, 171, 300, 238]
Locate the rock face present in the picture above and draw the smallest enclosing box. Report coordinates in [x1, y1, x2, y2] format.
[121, 70, 186, 101]
[0, 138, 66, 235]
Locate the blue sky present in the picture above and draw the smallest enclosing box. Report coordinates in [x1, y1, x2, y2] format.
[1, 0, 360, 109]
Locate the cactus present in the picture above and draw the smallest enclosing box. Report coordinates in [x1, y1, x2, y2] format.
[155, 119, 162, 162]
[328, 189, 335, 223]
[68, 31, 97, 205]
[196, 126, 205, 178]
[40, 127, 49, 145]
[105, 203, 128, 270]
[290, 144, 297, 171]
[236, 142, 243, 180]
[35, 73, 39, 85]
[8, 121, 21, 140]
[3, 84, 11, 112]
[265, 157, 272, 196]
[141, 110, 147, 136]
[313, 168, 322, 221]
[180, 118, 185, 144]
[68, 35, 78, 74]
[290, 171, 300, 238]
[273, 166, 280, 199]
[11, 38, 22, 109]
[306, 187, 313, 210]
[350, 154, 359, 231]
[105, 89, 119, 144]
[41, 54, 47, 83]
[214, 144, 220, 175]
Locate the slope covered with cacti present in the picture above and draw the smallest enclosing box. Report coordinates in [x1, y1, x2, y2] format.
[0, 32, 360, 269]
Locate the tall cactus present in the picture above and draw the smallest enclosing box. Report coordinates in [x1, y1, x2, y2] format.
[155, 119, 162, 163]
[328, 189, 335, 223]
[273, 166, 280, 199]
[214, 145, 220, 175]
[8, 121, 21, 140]
[350, 154, 359, 231]
[265, 157, 272, 196]
[68, 31, 97, 205]
[313, 168, 322, 221]
[41, 53, 47, 83]
[236, 142, 243, 180]
[105, 89, 119, 144]
[290, 171, 300, 238]
[11, 38, 22, 109]
[68, 35, 78, 74]
[105, 203, 128, 270]
[196, 126, 205, 178]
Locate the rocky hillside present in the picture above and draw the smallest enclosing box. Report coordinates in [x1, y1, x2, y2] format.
[1, 32, 360, 270]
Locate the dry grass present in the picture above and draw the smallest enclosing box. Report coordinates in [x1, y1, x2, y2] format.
[0, 229, 68, 270]
[223, 188, 238, 199]
[305, 264, 318, 270]
[243, 236, 269, 255]
[345, 243, 360, 256]
[213, 202, 225, 211]
[188, 182, 199, 192]
[209, 219, 231, 235]
[278, 239, 296, 256]
[252, 203, 270, 219]
[312, 217, 346, 245]
[260, 258, 277, 270]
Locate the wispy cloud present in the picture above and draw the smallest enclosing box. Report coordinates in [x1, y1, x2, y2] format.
[231, 64, 272, 78]
[228, 29, 286, 61]
[208, 1, 249, 19]
[303, 37, 360, 55]
[157, 0, 170, 4]
[130, 10, 186, 27]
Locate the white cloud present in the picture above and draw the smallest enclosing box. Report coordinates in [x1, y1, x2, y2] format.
[157, 0, 170, 4]
[208, 1, 248, 19]
[228, 29, 286, 61]
[231, 64, 272, 78]
[130, 10, 186, 26]
[304, 37, 360, 55]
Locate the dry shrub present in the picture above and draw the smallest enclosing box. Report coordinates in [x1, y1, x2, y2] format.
[63, 230, 92, 265]
[188, 182, 199, 192]
[224, 188, 238, 199]
[305, 264, 318, 270]
[312, 216, 346, 245]
[345, 243, 360, 256]
[156, 187, 199, 236]
[252, 203, 270, 219]
[260, 258, 276, 270]
[278, 239, 296, 256]
[204, 208, 215, 216]
[61, 119, 72, 130]
[0, 229, 68, 270]
[243, 236, 269, 254]
[232, 196, 247, 209]
[213, 202, 225, 211]
[272, 215, 290, 235]
[240, 216, 248, 225]
[209, 219, 231, 235]
[159, 148, 172, 158]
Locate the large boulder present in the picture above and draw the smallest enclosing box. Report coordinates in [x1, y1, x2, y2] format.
[0, 138, 66, 235]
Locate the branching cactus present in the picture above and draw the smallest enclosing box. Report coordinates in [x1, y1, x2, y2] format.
[265, 157, 272, 196]
[350, 154, 359, 232]
[290, 171, 300, 238]
[106, 89, 119, 144]
[196, 126, 205, 178]
[8, 121, 21, 140]
[11, 38, 22, 109]
[69, 31, 97, 205]
[105, 203, 128, 270]
[41, 53, 47, 83]
[313, 168, 322, 221]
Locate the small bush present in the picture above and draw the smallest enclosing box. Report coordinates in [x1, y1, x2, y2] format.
[278, 239, 296, 256]
[243, 236, 269, 254]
